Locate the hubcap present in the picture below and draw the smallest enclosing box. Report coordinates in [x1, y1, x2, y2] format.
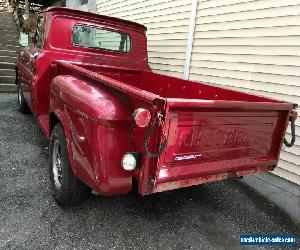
[52, 139, 63, 189]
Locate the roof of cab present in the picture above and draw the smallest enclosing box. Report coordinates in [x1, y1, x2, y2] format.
[43, 7, 147, 31]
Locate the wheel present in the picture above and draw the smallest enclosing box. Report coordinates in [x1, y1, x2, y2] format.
[17, 82, 30, 114]
[49, 123, 89, 207]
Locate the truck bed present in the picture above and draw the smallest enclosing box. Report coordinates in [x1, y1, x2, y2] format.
[94, 69, 280, 103]
[57, 61, 284, 104]
[55, 61, 294, 194]
[96, 67, 293, 192]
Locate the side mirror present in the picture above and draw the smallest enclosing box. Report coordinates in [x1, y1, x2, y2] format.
[19, 32, 29, 47]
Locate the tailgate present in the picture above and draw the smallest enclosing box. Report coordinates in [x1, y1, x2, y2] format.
[151, 99, 292, 193]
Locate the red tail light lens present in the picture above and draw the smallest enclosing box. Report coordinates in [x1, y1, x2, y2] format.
[133, 108, 151, 127]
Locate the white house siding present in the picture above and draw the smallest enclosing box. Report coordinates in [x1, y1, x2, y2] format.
[97, 0, 192, 77]
[189, 0, 300, 185]
[96, 0, 300, 185]
[66, 0, 97, 13]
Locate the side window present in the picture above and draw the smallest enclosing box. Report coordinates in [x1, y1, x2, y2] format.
[72, 24, 131, 53]
[34, 16, 45, 49]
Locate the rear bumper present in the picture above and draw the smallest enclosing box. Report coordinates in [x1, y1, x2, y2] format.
[156, 155, 277, 183]
[152, 165, 273, 194]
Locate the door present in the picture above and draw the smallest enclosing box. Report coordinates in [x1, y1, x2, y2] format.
[21, 15, 45, 111]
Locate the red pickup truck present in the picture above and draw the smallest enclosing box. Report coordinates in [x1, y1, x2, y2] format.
[16, 7, 297, 207]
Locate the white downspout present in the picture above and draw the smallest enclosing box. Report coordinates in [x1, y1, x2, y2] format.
[183, 0, 198, 80]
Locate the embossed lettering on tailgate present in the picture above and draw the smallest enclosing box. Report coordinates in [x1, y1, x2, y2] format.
[164, 111, 278, 164]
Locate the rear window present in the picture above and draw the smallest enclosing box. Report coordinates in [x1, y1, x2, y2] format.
[72, 24, 131, 52]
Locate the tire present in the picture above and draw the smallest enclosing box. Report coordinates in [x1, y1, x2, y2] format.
[49, 123, 89, 207]
[17, 82, 30, 114]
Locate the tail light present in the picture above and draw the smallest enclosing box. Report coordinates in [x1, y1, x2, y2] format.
[133, 108, 151, 127]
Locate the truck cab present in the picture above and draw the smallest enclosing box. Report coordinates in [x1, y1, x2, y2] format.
[17, 7, 149, 116]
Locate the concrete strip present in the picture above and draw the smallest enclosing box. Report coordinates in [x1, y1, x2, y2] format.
[241, 172, 300, 223]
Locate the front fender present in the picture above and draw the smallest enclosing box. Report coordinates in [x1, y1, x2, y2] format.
[50, 75, 133, 195]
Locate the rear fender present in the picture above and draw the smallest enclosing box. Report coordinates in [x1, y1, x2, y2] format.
[50, 75, 134, 195]
[50, 110, 74, 170]
[50, 105, 102, 193]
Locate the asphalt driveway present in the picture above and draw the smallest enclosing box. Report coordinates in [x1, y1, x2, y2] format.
[0, 93, 299, 250]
